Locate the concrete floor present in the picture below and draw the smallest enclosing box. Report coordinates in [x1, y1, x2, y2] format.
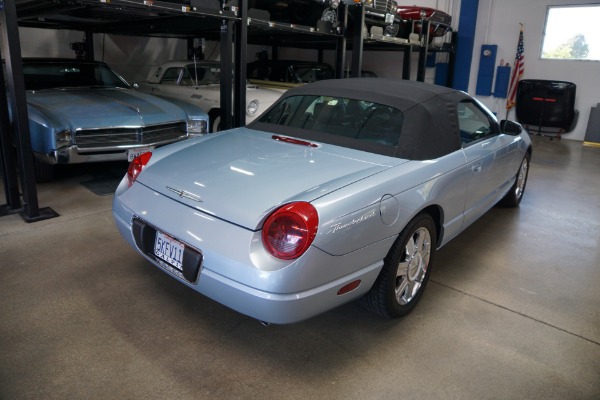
[1, 136, 599, 399]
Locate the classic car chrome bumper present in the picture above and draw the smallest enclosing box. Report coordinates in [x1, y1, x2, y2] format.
[35, 134, 194, 165]
[365, 0, 397, 26]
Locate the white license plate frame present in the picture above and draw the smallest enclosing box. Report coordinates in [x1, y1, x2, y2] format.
[154, 231, 185, 271]
[127, 146, 154, 162]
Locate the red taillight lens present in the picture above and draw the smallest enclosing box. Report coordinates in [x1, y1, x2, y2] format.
[262, 202, 319, 260]
[127, 152, 152, 187]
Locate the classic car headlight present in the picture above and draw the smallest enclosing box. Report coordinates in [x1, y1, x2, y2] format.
[247, 99, 259, 116]
[56, 130, 72, 149]
[187, 119, 208, 134]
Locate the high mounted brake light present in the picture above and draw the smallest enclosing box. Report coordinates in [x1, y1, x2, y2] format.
[272, 135, 318, 148]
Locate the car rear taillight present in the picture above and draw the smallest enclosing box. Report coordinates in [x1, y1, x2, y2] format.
[262, 202, 319, 260]
[127, 152, 152, 187]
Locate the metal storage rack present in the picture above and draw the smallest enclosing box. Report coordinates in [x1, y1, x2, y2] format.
[1, 0, 452, 222]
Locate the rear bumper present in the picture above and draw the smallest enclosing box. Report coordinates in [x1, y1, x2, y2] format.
[112, 181, 385, 324]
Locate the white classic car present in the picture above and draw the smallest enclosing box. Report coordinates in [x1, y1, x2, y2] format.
[138, 60, 284, 132]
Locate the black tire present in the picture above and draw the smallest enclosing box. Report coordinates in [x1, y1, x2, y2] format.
[361, 213, 437, 318]
[34, 157, 54, 183]
[320, 7, 337, 24]
[208, 109, 221, 133]
[290, 1, 321, 26]
[384, 22, 401, 37]
[499, 153, 530, 207]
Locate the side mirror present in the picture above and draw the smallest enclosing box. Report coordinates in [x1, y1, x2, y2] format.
[500, 120, 523, 135]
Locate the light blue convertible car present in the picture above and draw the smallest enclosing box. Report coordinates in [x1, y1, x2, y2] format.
[22, 58, 208, 181]
[113, 78, 532, 325]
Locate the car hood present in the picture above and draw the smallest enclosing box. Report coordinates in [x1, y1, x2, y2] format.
[137, 128, 407, 229]
[26, 88, 189, 129]
[175, 83, 282, 103]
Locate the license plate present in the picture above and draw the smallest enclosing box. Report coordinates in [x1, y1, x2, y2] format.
[154, 231, 184, 271]
[385, 13, 395, 24]
[127, 146, 153, 162]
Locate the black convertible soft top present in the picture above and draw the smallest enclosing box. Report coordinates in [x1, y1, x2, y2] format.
[258, 78, 470, 160]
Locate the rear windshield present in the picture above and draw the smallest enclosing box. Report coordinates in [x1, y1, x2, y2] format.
[254, 95, 404, 150]
[248, 63, 335, 83]
[23, 62, 130, 90]
[292, 66, 336, 83]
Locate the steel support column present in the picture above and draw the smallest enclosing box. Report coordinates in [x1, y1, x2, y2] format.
[349, 4, 365, 78]
[0, 41, 21, 214]
[334, 4, 347, 79]
[233, 2, 247, 129]
[402, 45, 412, 80]
[0, 0, 57, 222]
[85, 31, 94, 60]
[219, 19, 233, 131]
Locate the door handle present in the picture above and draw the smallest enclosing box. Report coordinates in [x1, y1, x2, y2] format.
[471, 163, 482, 173]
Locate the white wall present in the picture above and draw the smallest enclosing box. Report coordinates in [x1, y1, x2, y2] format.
[18, 28, 189, 83]
[471, 0, 600, 141]
[20, 28, 85, 58]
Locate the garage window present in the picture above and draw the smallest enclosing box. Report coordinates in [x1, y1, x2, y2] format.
[541, 5, 600, 61]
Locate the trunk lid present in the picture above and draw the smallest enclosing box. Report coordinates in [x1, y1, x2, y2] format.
[138, 128, 407, 229]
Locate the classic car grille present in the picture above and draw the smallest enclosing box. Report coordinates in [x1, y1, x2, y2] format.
[370, 0, 396, 14]
[75, 122, 187, 149]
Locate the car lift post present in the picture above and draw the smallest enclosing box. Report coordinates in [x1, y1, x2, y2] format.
[0, 43, 21, 214]
[348, 3, 364, 78]
[0, 0, 57, 222]
[220, 19, 233, 131]
[233, 1, 247, 129]
[334, 3, 347, 79]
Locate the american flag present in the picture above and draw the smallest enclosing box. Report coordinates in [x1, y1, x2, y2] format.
[506, 27, 525, 111]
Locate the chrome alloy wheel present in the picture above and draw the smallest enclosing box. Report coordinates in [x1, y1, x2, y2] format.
[395, 227, 432, 305]
[515, 157, 529, 200]
[321, 8, 337, 23]
[384, 23, 400, 37]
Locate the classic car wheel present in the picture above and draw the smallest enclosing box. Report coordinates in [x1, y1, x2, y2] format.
[290, 1, 321, 25]
[321, 8, 337, 24]
[384, 22, 400, 37]
[361, 213, 436, 318]
[209, 109, 221, 133]
[212, 116, 221, 133]
[499, 153, 530, 207]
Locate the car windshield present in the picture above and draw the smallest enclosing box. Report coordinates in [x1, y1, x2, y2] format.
[292, 66, 336, 83]
[23, 62, 130, 90]
[181, 64, 221, 85]
[256, 94, 404, 147]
